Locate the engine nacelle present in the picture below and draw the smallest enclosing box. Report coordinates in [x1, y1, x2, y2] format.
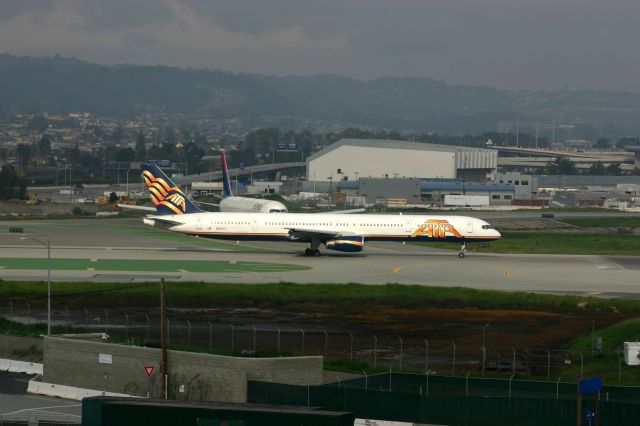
[325, 236, 364, 252]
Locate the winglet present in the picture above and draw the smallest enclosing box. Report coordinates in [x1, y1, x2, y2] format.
[140, 162, 202, 215]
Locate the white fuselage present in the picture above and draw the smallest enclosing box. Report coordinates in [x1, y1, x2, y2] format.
[218, 196, 288, 213]
[146, 212, 501, 244]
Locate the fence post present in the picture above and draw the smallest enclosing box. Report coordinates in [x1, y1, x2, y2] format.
[618, 357, 622, 384]
[167, 319, 171, 346]
[452, 342, 456, 377]
[252, 325, 256, 352]
[579, 352, 583, 379]
[230, 324, 234, 353]
[348, 332, 353, 362]
[26, 302, 31, 336]
[323, 330, 328, 358]
[546, 350, 551, 381]
[64, 304, 69, 333]
[466, 372, 470, 396]
[556, 376, 561, 399]
[124, 313, 129, 341]
[373, 335, 378, 368]
[104, 309, 109, 334]
[300, 329, 305, 355]
[145, 315, 150, 341]
[426, 370, 429, 396]
[399, 337, 403, 372]
[208, 321, 212, 353]
[512, 347, 516, 376]
[425, 339, 429, 374]
[186, 320, 191, 347]
[276, 328, 281, 355]
[362, 370, 368, 390]
[508, 374, 515, 398]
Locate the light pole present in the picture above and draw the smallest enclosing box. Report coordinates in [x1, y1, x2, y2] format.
[482, 323, 490, 375]
[22, 237, 51, 335]
[126, 169, 132, 198]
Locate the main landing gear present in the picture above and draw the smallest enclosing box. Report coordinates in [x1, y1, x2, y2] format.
[304, 248, 321, 257]
[458, 242, 467, 258]
[305, 238, 322, 257]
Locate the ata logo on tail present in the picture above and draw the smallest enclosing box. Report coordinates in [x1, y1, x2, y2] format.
[142, 169, 187, 214]
[410, 220, 462, 239]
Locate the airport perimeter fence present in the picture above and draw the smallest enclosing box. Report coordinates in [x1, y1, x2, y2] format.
[248, 373, 640, 426]
[1, 306, 635, 383]
[0, 334, 43, 363]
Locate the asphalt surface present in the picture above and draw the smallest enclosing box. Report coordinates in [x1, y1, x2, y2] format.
[0, 372, 81, 424]
[1, 217, 639, 298]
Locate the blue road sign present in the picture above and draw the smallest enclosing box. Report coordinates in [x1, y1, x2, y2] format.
[579, 377, 603, 394]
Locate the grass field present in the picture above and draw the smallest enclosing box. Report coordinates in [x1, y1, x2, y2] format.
[0, 258, 309, 273]
[0, 281, 637, 314]
[560, 217, 640, 228]
[413, 232, 640, 255]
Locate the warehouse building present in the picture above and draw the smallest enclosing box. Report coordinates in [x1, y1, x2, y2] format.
[307, 138, 498, 182]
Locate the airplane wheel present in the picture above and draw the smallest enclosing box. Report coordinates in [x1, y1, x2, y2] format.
[304, 248, 313, 257]
[314, 250, 321, 257]
[458, 252, 465, 259]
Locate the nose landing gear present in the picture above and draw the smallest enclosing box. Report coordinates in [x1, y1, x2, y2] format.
[458, 242, 467, 258]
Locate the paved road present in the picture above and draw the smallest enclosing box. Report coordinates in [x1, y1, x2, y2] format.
[0, 372, 81, 424]
[1, 218, 639, 298]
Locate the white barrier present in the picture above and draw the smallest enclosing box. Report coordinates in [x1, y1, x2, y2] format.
[0, 358, 43, 375]
[27, 378, 133, 401]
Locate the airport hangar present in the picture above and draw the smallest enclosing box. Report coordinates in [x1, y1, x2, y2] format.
[306, 138, 498, 183]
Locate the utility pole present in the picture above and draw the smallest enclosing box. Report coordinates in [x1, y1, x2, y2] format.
[160, 278, 168, 399]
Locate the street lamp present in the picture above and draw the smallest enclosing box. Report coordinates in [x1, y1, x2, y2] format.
[21, 237, 52, 335]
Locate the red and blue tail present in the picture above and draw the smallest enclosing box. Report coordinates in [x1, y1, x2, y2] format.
[220, 149, 233, 197]
[141, 162, 202, 215]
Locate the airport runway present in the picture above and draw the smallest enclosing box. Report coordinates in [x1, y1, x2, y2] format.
[1, 218, 639, 298]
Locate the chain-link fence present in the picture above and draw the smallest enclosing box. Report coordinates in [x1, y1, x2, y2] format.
[0, 304, 635, 384]
[248, 373, 640, 426]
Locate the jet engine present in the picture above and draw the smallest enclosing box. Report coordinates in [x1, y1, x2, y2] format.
[325, 236, 365, 252]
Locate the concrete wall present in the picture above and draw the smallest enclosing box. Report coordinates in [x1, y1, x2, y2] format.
[43, 336, 323, 403]
[308, 145, 457, 181]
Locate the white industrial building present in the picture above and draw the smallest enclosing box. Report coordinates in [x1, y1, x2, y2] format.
[307, 139, 498, 182]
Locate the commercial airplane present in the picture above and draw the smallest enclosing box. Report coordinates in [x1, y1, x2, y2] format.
[216, 150, 288, 213]
[141, 162, 501, 257]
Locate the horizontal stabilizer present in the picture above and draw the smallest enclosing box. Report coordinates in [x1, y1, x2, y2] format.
[117, 204, 156, 212]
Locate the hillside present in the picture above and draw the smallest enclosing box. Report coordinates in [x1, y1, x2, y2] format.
[1, 53, 640, 134]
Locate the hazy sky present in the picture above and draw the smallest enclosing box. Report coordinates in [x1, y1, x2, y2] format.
[1, 0, 639, 91]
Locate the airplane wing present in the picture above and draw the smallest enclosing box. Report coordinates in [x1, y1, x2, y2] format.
[320, 208, 366, 214]
[117, 204, 156, 212]
[286, 228, 342, 242]
[193, 201, 220, 207]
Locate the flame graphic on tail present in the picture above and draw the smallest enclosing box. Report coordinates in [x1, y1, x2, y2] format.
[141, 163, 202, 215]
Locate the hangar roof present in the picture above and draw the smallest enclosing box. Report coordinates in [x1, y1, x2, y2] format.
[308, 138, 493, 162]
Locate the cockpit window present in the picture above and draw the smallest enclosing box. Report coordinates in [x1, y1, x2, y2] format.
[482, 224, 493, 229]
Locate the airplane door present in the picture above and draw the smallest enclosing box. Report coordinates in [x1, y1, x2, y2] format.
[252, 220, 258, 232]
[404, 219, 413, 233]
[196, 217, 203, 230]
[467, 220, 474, 233]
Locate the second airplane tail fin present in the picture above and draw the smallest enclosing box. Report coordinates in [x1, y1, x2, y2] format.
[220, 149, 233, 197]
[141, 162, 202, 215]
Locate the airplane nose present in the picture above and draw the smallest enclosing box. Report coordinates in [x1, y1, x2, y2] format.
[494, 229, 502, 238]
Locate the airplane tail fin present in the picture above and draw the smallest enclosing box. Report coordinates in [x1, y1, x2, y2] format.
[220, 149, 233, 197]
[141, 162, 202, 215]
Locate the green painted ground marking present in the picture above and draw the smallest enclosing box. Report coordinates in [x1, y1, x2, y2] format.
[0, 258, 309, 273]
